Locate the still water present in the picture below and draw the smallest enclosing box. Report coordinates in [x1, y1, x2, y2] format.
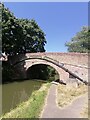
[2, 80, 44, 114]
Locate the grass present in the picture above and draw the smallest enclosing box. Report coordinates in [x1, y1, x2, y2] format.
[81, 94, 90, 118]
[57, 83, 88, 108]
[0, 82, 51, 118]
[81, 104, 88, 118]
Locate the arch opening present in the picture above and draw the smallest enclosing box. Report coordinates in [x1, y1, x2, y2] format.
[26, 64, 59, 81]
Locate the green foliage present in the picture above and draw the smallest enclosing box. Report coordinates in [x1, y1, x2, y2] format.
[47, 66, 58, 81]
[65, 26, 90, 53]
[18, 19, 46, 53]
[2, 3, 47, 82]
[2, 3, 46, 56]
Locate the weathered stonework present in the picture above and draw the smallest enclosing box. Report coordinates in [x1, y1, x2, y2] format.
[11, 52, 89, 82]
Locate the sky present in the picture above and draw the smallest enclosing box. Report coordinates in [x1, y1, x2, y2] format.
[4, 2, 88, 52]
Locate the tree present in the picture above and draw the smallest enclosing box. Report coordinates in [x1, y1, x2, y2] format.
[2, 3, 46, 56]
[2, 3, 47, 82]
[65, 26, 90, 53]
[18, 19, 46, 53]
[2, 4, 25, 55]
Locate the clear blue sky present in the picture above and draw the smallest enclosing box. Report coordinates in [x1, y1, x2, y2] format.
[4, 2, 88, 52]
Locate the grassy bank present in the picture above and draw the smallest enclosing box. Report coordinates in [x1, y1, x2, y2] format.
[81, 86, 90, 118]
[1, 82, 51, 118]
[81, 104, 88, 118]
[57, 84, 88, 108]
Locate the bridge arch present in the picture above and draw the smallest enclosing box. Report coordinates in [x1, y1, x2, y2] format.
[26, 63, 59, 80]
[12, 53, 88, 84]
[23, 58, 69, 82]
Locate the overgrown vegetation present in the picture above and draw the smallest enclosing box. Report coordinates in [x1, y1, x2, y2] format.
[57, 84, 88, 108]
[1, 82, 51, 118]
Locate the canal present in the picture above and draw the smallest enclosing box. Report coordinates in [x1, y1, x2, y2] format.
[2, 80, 44, 114]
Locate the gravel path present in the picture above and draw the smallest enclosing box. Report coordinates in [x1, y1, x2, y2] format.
[41, 84, 88, 118]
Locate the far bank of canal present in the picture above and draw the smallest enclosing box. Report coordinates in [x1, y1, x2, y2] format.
[2, 80, 46, 114]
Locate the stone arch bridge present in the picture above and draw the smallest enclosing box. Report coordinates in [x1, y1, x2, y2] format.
[10, 52, 89, 84]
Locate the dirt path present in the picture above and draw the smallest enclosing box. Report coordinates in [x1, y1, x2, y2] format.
[41, 84, 88, 118]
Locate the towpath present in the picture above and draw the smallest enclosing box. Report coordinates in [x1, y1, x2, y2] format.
[41, 84, 88, 118]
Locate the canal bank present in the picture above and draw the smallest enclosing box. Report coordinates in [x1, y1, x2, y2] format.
[1, 81, 51, 118]
[1, 79, 50, 115]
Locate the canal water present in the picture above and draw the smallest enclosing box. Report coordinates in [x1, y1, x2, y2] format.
[2, 80, 44, 114]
